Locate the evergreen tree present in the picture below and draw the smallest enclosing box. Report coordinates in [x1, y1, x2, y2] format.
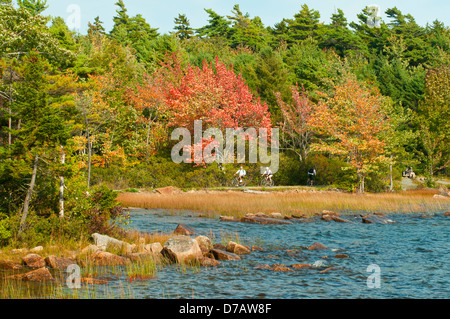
[196, 9, 231, 39]
[173, 14, 193, 40]
[17, 0, 48, 16]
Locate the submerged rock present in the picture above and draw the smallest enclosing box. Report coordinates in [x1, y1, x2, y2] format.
[0, 260, 23, 270]
[290, 263, 312, 269]
[308, 243, 328, 251]
[210, 249, 241, 261]
[361, 214, 395, 224]
[7, 267, 54, 282]
[240, 216, 293, 225]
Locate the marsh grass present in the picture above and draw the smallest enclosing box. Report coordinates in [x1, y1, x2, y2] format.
[118, 189, 449, 217]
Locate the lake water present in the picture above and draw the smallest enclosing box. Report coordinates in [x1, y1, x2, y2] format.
[104, 208, 449, 299]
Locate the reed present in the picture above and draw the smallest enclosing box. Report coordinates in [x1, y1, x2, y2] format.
[117, 189, 449, 217]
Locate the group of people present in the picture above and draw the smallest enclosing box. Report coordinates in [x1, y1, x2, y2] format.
[234, 166, 317, 185]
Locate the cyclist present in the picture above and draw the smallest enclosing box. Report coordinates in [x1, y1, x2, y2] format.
[235, 166, 247, 184]
[308, 167, 316, 186]
[262, 167, 273, 184]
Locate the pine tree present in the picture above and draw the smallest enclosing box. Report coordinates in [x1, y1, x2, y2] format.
[173, 14, 193, 40]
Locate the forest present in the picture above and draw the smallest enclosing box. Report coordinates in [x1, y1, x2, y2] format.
[0, 0, 449, 246]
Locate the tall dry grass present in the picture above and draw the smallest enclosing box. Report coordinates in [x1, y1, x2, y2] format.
[117, 189, 449, 217]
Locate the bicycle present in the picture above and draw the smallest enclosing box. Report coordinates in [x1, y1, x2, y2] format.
[260, 175, 274, 187]
[308, 177, 314, 186]
[230, 176, 247, 187]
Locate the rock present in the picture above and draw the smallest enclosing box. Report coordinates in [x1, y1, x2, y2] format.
[251, 245, 264, 251]
[312, 260, 327, 268]
[308, 243, 328, 251]
[240, 216, 293, 225]
[220, 216, 240, 222]
[213, 243, 227, 250]
[269, 212, 283, 219]
[8, 267, 54, 282]
[173, 223, 197, 236]
[10, 248, 28, 254]
[161, 235, 203, 263]
[22, 254, 46, 268]
[361, 214, 395, 224]
[88, 251, 131, 266]
[92, 233, 134, 254]
[81, 277, 109, 285]
[137, 237, 146, 253]
[226, 241, 251, 255]
[125, 252, 155, 263]
[198, 257, 221, 267]
[291, 214, 309, 219]
[291, 263, 312, 269]
[433, 194, 448, 199]
[334, 254, 349, 259]
[255, 264, 272, 270]
[30, 246, 43, 253]
[45, 256, 77, 270]
[144, 242, 163, 255]
[255, 212, 269, 218]
[319, 267, 337, 274]
[0, 260, 23, 270]
[210, 249, 241, 261]
[270, 264, 293, 272]
[443, 211, 450, 216]
[81, 244, 102, 255]
[322, 210, 340, 217]
[195, 236, 213, 255]
[155, 186, 180, 195]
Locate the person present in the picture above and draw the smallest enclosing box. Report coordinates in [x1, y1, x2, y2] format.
[308, 167, 316, 185]
[235, 166, 247, 184]
[262, 167, 273, 183]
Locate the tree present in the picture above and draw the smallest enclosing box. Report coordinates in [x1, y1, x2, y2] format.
[416, 65, 450, 177]
[308, 76, 391, 193]
[196, 9, 231, 39]
[88, 16, 106, 37]
[275, 85, 314, 162]
[173, 14, 193, 40]
[283, 4, 325, 44]
[17, 0, 48, 16]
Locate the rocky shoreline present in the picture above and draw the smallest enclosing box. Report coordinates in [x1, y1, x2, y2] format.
[1, 210, 449, 288]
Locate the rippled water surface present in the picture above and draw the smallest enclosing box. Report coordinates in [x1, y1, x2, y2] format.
[108, 209, 449, 299]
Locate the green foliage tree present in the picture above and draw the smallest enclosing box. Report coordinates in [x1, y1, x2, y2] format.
[17, 0, 48, 16]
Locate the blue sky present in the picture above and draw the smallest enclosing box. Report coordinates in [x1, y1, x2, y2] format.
[42, 0, 450, 34]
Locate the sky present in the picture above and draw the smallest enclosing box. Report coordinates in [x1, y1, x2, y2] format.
[41, 0, 450, 34]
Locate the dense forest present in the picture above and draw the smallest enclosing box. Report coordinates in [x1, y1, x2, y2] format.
[0, 0, 448, 245]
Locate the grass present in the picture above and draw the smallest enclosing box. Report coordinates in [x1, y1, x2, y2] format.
[117, 188, 449, 217]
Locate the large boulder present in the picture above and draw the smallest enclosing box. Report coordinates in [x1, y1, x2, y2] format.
[22, 254, 46, 268]
[7, 267, 54, 282]
[92, 233, 135, 253]
[45, 256, 77, 270]
[88, 251, 131, 266]
[161, 236, 203, 263]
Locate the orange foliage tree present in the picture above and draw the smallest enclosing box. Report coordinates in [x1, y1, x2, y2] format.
[308, 76, 391, 193]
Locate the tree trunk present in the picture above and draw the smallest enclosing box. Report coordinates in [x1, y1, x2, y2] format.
[59, 148, 65, 219]
[19, 155, 39, 234]
[389, 154, 393, 192]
